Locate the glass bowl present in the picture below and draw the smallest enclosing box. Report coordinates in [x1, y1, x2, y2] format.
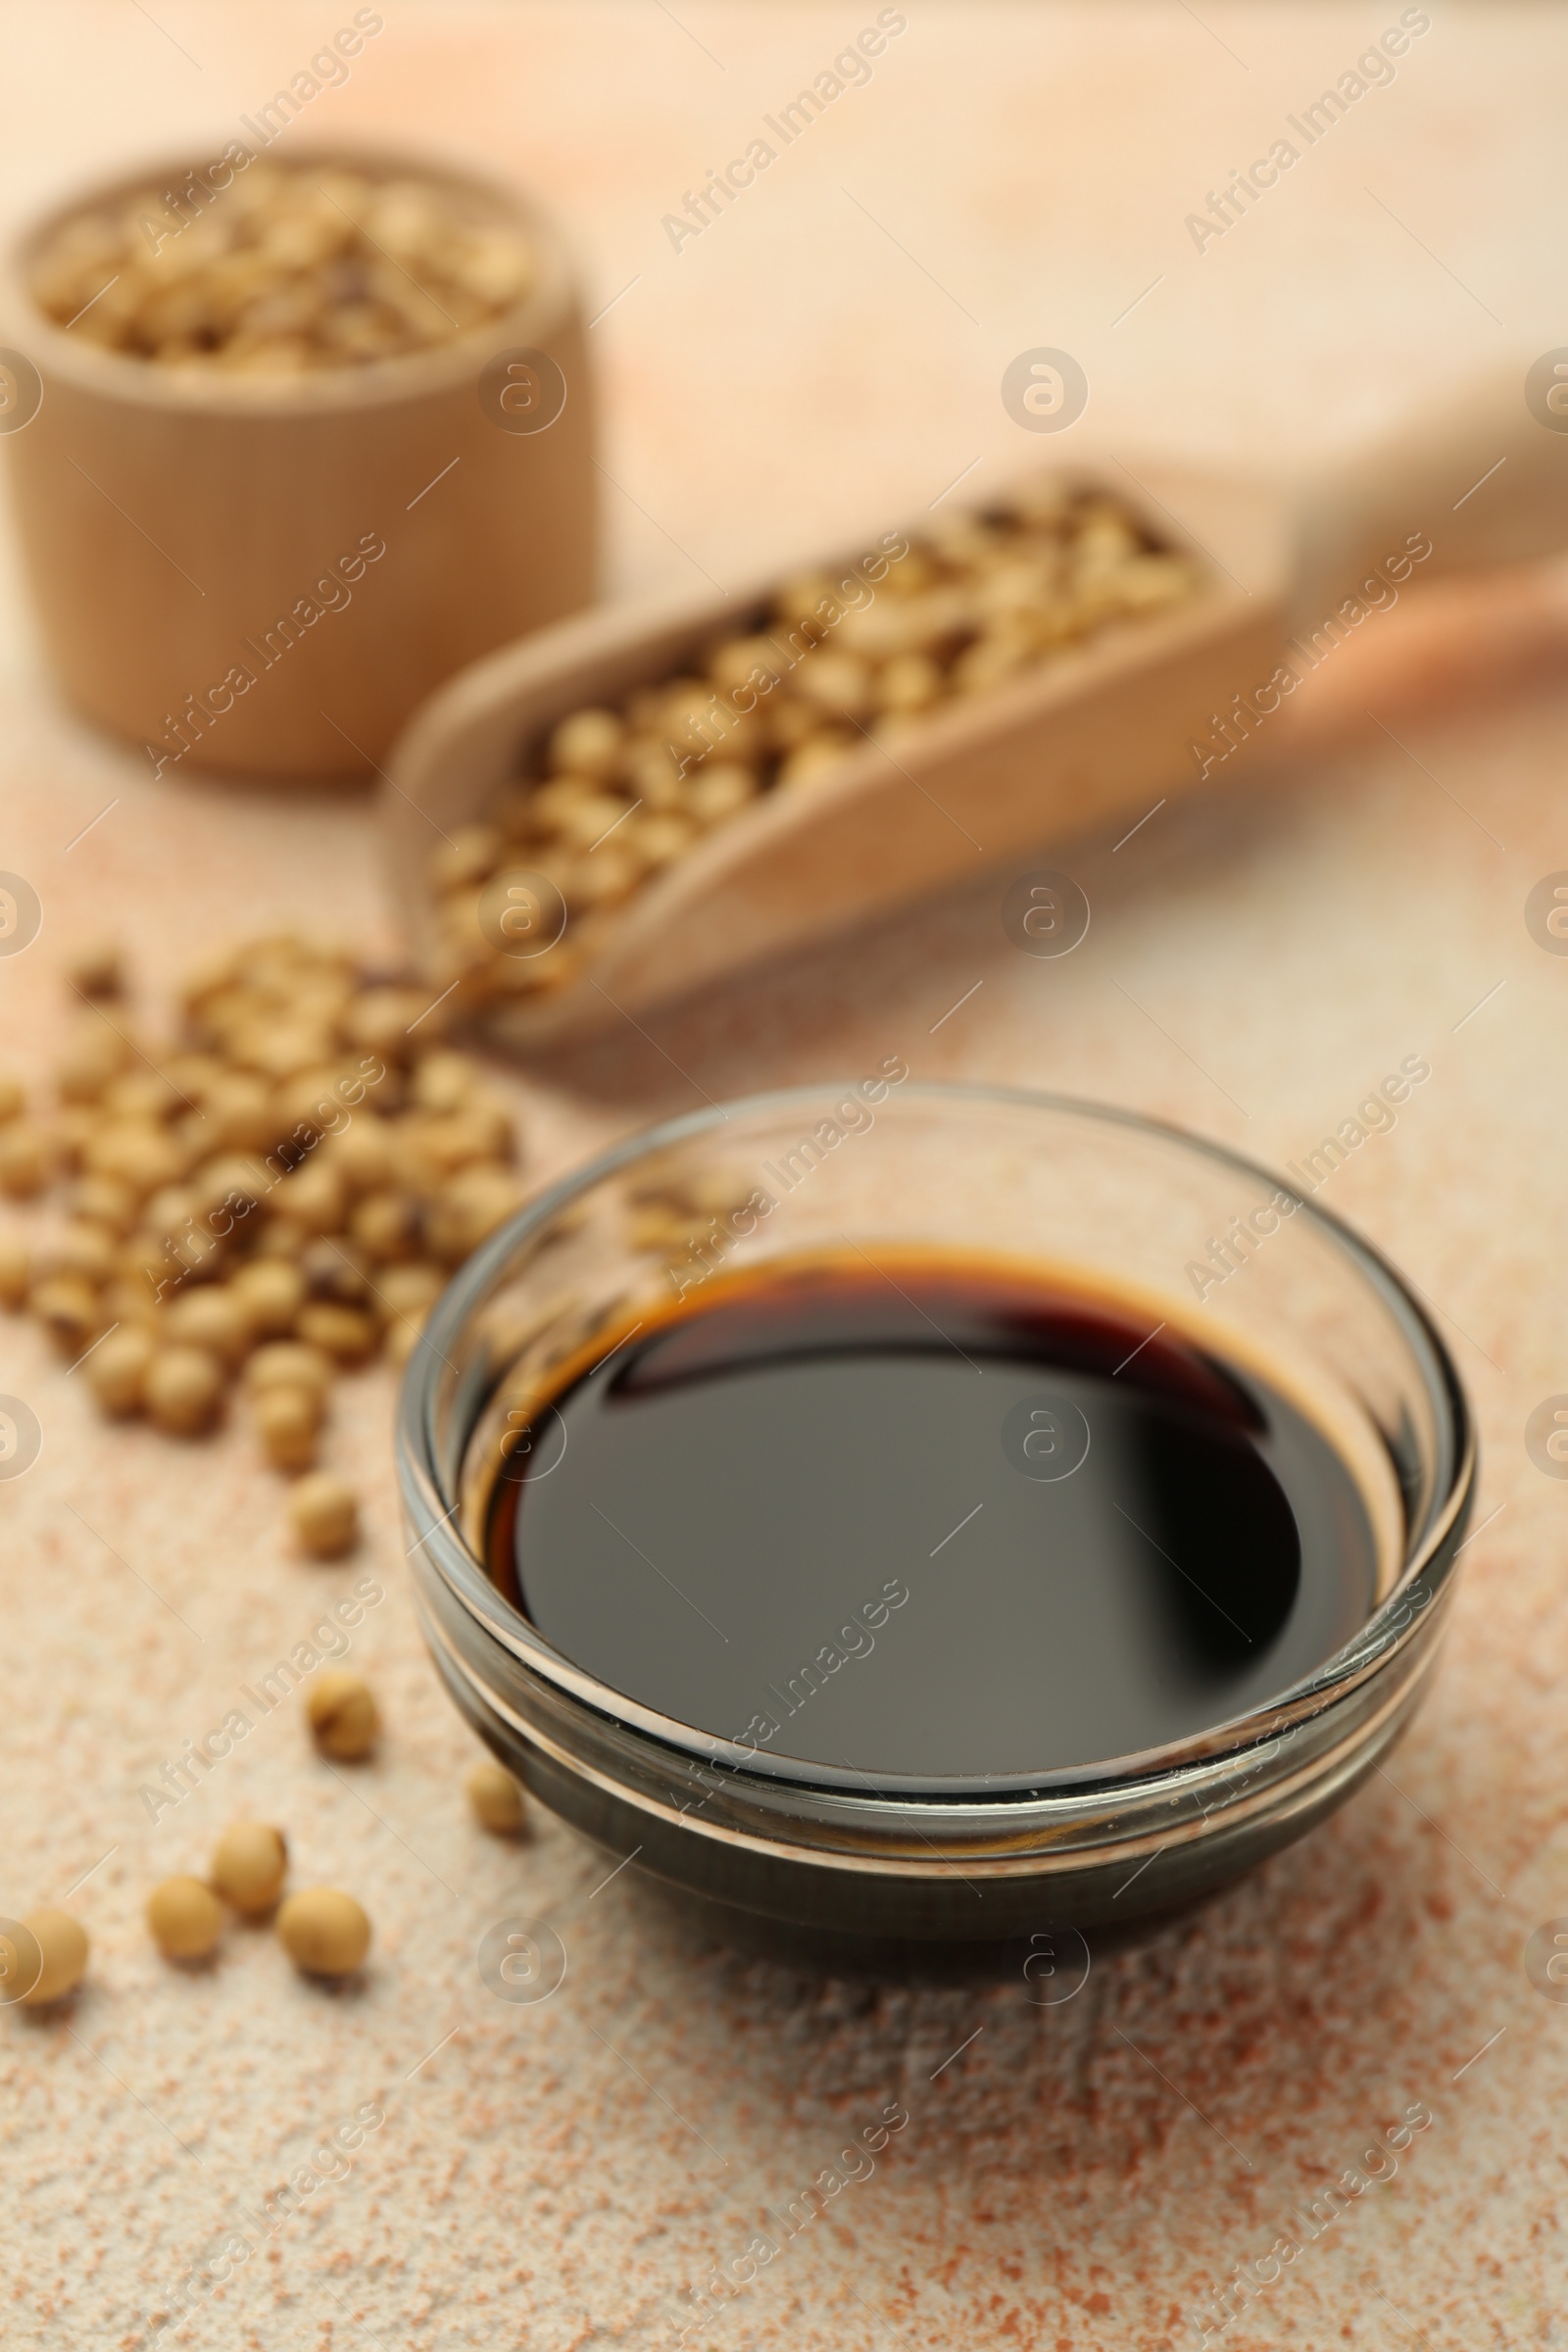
[396, 1082, 1474, 1942]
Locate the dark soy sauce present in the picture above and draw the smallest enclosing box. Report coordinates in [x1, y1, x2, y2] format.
[487, 1253, 1382, 1780]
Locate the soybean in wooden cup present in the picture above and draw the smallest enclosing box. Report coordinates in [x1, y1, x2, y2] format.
[0, 141, 596, 778]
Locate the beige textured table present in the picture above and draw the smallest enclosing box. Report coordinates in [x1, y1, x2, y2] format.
[3, 6, 1567, 2347]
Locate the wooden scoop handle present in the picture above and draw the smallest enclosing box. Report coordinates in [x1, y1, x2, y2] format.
[1292, 361, 1568, 622]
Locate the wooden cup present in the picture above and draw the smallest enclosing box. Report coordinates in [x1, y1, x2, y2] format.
[0, 142, 596, 781]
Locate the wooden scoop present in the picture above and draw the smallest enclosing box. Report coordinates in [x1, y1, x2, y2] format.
[383, 366, 1568, 1048]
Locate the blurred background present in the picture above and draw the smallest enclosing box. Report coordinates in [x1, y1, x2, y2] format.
[4, 2, 1560, 1098]
[1, 2, 1553, 600]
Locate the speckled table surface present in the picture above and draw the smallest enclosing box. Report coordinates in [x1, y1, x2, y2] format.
[4, 6, 1568, 2348]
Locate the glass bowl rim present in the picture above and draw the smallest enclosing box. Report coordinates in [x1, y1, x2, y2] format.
[396, 1079, 1476, 1805]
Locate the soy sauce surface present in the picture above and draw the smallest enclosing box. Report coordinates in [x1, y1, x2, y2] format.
[488, 1255, 1380, 1778]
